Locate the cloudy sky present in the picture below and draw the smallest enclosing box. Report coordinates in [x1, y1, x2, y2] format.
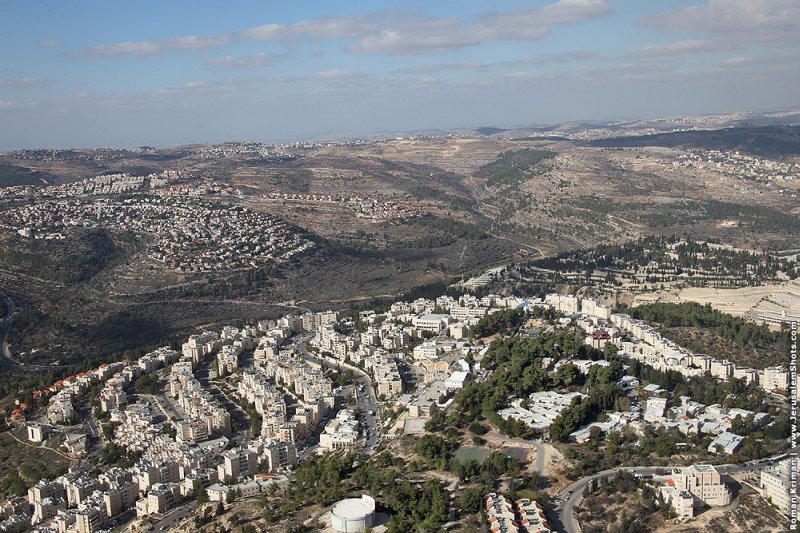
[1, 0, 798, 149]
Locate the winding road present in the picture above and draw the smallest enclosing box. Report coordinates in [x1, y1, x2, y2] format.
[0, 292, 71, 370]
[0, 292, 19, 367]
[555, 451, 796, 533]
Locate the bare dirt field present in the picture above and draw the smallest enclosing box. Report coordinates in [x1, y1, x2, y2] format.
[632, 280, 800, 321]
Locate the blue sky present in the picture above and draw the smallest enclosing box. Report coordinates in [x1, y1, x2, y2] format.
[1, 0, 798, 149]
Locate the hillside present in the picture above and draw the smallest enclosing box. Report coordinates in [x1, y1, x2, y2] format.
[0, 131, 798, 369]
[590, 125, 800, 156]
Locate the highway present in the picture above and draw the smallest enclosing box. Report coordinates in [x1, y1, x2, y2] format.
[555, 452, 794, 533]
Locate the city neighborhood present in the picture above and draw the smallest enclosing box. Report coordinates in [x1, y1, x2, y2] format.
[0, 288, 793, 531]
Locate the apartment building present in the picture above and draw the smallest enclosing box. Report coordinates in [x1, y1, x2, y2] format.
[670, 465, 731, 507]
[760, 459, 791, 516]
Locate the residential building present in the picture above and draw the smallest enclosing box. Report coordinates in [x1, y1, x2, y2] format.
[760, 459, 791, 516]
[708, 432, 744, 455]
[670, 465, 731, 507]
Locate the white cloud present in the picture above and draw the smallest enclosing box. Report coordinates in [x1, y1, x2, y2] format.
[717, 52, 800, 71]
[479, 0, 612, 29]
[719, 56, 753, 69]
[638, 40, 719, 55]
[68, 41, 162, 56]
[391, 61, 487, 74]
[206, 52, 286, 68]
[68, 33, 231, 57]
[503, 62, 673, 82]
[348, 1, 610, 54]
[348, 19, 503, 54]
[305, 69, 364, 80]
[0, 100, 39, 109]
[164, 34, 232, 50]
[0, 78, 45, 88]
[241, 16, 375, 41]
[66, 1, 612, 58]
[643, 0, 800, 45]
[501, 49, 603, 66]
[36, 39, 62, 48]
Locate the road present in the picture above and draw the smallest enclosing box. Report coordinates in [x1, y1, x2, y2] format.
[141, 393, 181, 423]
[150, 501, 198, 532]
[196, 363, 253, 447]
[0, 292, 71, 370]
[555, 452, 795, 533]
[77, 397, 104, 455]
[533, 441, 545, 473]
[293, 334, 382, 453]
[0, 292, 19, 367]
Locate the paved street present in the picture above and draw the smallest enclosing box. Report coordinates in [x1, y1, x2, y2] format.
[554, 451, 795, 533]
[150, 501, 197, 532]
[293, 333, 382, 453]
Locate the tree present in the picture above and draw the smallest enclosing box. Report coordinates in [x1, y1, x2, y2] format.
[414, 434, 450, 470]
[459, 487, 485, 513]
[603, 342, 619, 361]
[468, 421, 488, 435]
[471, 309, 526, 337]
[554, 363, 581, 388]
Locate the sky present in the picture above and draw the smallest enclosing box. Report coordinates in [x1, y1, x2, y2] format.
[1, 0, 799, 150]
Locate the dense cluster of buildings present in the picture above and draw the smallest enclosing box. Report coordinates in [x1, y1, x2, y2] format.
[1, 148, 130, 162]
[1, 284, 793, 531]
[1, 195, 313, 271]
[1, 319, 322, 532]
[674, 149, 799, 182]
[267, 192, 424, 221]
[492, 293, 788, 451]
[0, 170, 187, 204]
[548, 294, 792, 395]
[196, 142, 296, 161]
[35, 171, 182, 198]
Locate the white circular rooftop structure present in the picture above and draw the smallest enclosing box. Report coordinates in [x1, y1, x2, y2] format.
[330, 495, 376, 533]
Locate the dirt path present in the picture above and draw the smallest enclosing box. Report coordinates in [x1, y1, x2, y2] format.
[5, 430, 79, 461]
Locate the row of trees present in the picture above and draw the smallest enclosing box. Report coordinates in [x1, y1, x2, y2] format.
[626, 302, 791, 353]
[470, 306, 557, 338]
[533, 234, 797, 282]
[623, 305, 789, 379]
